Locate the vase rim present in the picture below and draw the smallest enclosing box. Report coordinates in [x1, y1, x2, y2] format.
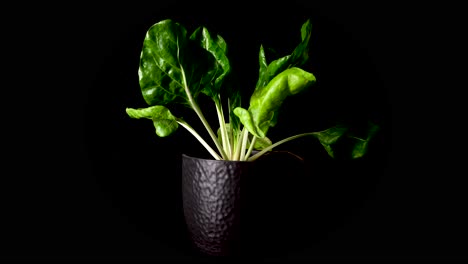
[182, 153, 253, 163]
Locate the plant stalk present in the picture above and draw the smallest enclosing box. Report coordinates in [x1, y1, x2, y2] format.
[248, 132, 317, 161]
[244, 135, 257, 161]
[232, 127, 244, 160]
[180, 66, 228, 159]
[239, 128, 250, 161]
[177, 120, 222, 160]
[215, 98, 231, 159]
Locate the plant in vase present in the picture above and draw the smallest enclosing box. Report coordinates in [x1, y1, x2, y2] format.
[125, 18, 379, 256]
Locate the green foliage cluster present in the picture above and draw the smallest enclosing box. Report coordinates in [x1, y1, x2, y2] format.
[126, 19, 378, 161]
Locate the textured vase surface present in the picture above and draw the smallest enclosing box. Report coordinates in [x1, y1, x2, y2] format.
[181, 154, 251, 256]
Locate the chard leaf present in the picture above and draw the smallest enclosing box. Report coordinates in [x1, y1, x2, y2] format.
[138, 19, 220, 107]
[126, 106, 179, 137]
[190, 27, 231, 99]
[255, 19, 312, 91]
[138, 19, 189, 106]
[311, 122, 380, 159]
[350, 122, 380, 159]
[310, 125, 348, 158]
[233, 107, 264, 138]
[236, 67, 316, 137]
[253, 136, 272, 150]
[255, 45, 268, 89]
[312, 125, 349, 145]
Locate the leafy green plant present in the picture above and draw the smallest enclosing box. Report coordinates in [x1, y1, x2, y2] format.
[126, 19, 379, 161]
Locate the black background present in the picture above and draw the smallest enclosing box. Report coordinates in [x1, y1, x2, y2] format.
[3, 1, 467, 261]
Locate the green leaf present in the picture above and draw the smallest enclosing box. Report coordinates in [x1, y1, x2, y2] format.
[237, 67, 316, 137]
[236, 19, 315, 139]
[139, 19, 225, 107]
[233, 107, 264, 138]
[312, 125, 349, 145]
[256, 45, 268, 89]
[253, 136, 272, 150]
[190, 27, 231, 99]
[138, 19, 189, 106]
[350, 122, 380, 159]
[255, 19, 313, 91]
[292, 18, 313, 66]
[310, 125, 349, 158]
[136, 19, 234, 159]
[311, 122, 380, 159]
[126, 106, 179, 137]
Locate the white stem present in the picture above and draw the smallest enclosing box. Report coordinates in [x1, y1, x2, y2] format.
[180, 65, 227, 160]
[232, 128, 244, 161]
[177, 120, 222, 160]
[248, 132, 316, 162]
[228, 127, 234, 158]
[220, 102, 232, 159]
[215, 99, 231, 159]
[239, 128, 249, 161]
[244, 135, 257, 161]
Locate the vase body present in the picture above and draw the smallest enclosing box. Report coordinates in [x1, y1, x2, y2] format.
[181, 154, 251, 256]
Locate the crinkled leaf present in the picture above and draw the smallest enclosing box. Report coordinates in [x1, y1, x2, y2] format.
[233, 107, 264, 138]
[190, 27, 231, 99]
[138, 20, 189, 106]
[237, 67, 316, 137]
[126, 106, 179, 137]
[138, 19, 222, 107]
[255, 19, 312, 91]
[239, 19, 314, 138]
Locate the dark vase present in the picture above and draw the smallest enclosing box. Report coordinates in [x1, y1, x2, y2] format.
[181, 154, 251, 256]
[181, 152, 309, 257]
